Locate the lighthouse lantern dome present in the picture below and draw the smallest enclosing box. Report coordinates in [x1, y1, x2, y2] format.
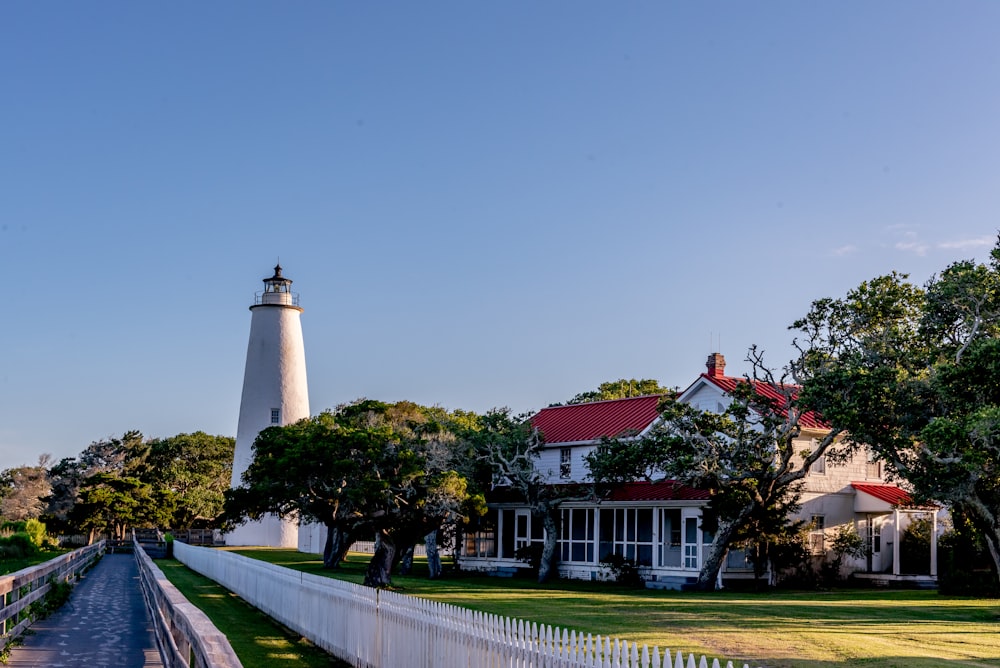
[255, 264, 300, 307]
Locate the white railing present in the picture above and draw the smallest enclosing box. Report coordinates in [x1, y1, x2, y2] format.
[134, 541, 242, 668]
[174, 542, 760, 668]
[0, 542, 105, 643]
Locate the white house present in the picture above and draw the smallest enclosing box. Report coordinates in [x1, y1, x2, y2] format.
[459, 353, 941, 588]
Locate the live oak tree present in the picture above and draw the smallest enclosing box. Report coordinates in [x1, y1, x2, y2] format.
[69, 472, 174, 542]
[586, 348, 842, 590]
[471, 408, 593, 583]
[563, 378, 671, 405]
[44, 430, 233, 538]
[793, 238, 1000, 583]
[134, 432, 234, 527]
[225, 400, 483, 588]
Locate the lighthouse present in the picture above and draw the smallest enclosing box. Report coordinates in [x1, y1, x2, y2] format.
[226, 264, 309, 547]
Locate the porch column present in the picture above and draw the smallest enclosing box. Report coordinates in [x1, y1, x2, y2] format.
[930, 511, 938, 577]
[892, 508, 901, 576]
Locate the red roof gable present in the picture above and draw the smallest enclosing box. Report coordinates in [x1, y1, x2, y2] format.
[531, 395, 663, 445]
[851, 483, 930, 508]
[698, 374, 829, 430]
[604, 480, 710, 502]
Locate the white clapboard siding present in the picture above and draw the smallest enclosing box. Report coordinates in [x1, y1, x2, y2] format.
[173, 542, 758, 668]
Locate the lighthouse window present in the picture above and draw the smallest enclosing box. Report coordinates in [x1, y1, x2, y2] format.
[271, 408, 281, 424]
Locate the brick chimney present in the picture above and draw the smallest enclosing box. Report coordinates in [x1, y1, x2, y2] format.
[706, 352, 726, 378]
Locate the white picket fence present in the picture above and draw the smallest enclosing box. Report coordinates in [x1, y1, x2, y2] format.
[348, 540, 453, 557]
[173, 542, 760, 668]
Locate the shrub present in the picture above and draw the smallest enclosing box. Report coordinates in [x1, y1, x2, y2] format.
[599, 553, 647, 587]
[24, 519, 50, 549]
[0, 532, 39, 559]
[899, 516, 933, 575]
[938, 515, 999, 597]
[28, 576, 74, 621]
[821, 524, 867, 584]
[1, 520, 27, 534]
[513, 543, 544, 577]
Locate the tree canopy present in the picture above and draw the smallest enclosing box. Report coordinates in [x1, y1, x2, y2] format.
[793, 237, 1000, 582]
[1, 456, 52, 522]
[3, 430, 236, 542]
[224, 399, 484, 587]
[561, 378, 671, 405]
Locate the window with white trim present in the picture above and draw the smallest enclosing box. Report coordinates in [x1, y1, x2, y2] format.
[809, 515, 826, 554]
[559, 447, 572, 479]
[270, 408, 281, 425]
[866, 450, 882, 479]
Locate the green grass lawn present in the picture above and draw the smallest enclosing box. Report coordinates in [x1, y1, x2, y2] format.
[225, 548, 1000, 668]
[157, 559, 346, 667]
[0, 550, 71, 575]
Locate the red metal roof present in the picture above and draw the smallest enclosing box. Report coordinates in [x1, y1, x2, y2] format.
[604, 480, 710, 502]
[699, 374, 829, 429]
[851, 483, 925, 508]
[531, 395, 663, 445]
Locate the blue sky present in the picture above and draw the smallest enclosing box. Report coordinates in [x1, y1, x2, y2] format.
[2, 2, 998, 467]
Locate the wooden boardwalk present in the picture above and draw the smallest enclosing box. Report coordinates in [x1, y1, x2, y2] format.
[7, 553, 163, 668]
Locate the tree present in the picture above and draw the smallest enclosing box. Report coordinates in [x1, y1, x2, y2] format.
[471, 408, 593, 583]
[562, 379, 671, 405]
[42, 457, 87, 535]
[586, 348, 842, 589]
[793, 241, 1000, 583]
[1, 456, 52, 521]
[224, 400, 483, 588]
[136, 432, 234, 527]
[69, 473, 172, 543]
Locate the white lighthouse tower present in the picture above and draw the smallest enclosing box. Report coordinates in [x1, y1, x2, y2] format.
[227, 264, 309, 547]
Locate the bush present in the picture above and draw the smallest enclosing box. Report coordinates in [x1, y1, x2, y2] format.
[821, 524, 867, 584]
[28, 576, 73, 621]
[513, 543, 544, 577]
[938, 516, 999, 597]
[599, 553, 647, 587]
[24, 519, 50, 549]
[899, 516, 932, 575]
[0, 532, 39, 559]
[1, 521, 28, 534]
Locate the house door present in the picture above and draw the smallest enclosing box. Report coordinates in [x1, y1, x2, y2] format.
[683, 517, 699, 569]
[867, 515, 883, 573]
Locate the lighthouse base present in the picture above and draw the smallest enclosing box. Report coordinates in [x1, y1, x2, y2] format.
[225, 513, 298, 548]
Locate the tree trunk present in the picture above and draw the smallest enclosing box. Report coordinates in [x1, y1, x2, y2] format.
[363, 530, 397, 588]
[536, 507, 561, 584]
[322, 525, 352, 569]
[425, 529, 442, 579]
[397, 544, 415, 575]
[695, 509, 751, 591]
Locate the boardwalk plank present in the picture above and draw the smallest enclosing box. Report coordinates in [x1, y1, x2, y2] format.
[7, 553, 163, 668]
